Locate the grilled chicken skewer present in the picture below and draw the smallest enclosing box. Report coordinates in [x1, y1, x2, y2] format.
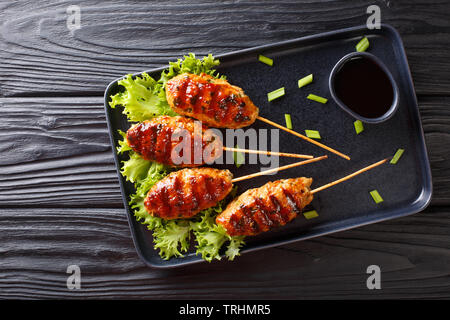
[216, 177, 313, 236]
[216, 158, 389, 236]
[165, 73, 350, 160]
[144, 156, 327, 220]
[126, 115, 219, 167]
[126, 115, 313, 167]
[166, 73, 259, 129]
[145, 168, 234, 220]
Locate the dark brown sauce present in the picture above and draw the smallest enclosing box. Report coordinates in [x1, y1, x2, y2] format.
[334, 56, 394, 118]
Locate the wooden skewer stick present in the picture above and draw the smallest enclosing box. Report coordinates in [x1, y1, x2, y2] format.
[311, 158, 389, 194]
[256, 116, 351, 161]
[232, 155, 328, 183]
[222, 146, 313, 159]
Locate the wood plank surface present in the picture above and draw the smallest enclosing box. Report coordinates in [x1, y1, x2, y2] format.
[0, 0, 449, 96]
[0, 97, 122, 207]
[0, 206, 449, 299]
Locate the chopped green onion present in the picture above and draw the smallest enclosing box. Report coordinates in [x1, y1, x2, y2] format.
[298, 74, 313, 88]
[267, 87, 285, 102]
[354, 120, 364, 134]
[285, 114, 293, 129]
[303, 210, 319, 219]
[307, 94, 328, 104]
[233, 144, 244, 168]
[370, 190, 384, 204]
[258, 54, 273, 66]
[305, 130, 321, 139]
[356, 36, 369, 52]
[390, 149, 405, 164]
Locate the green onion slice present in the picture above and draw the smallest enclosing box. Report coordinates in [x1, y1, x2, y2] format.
[390, 149, 405, 164]
[356, 37, 370, 52]
[354, 120, 364, 134]
[305, 130, 321, 139]
[285, 114, 292, 129]
[370, 190, 384, 204]
[267, 87, 285, 102]
[303, 210, 319, 219]
[307, 94, 328, 104]
[258, 54, 273, 66]
[298, 74, 313, 88]
[233, 144, 244, 168]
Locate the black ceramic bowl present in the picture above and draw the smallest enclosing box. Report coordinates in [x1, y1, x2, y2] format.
[329, 51, 400, 124]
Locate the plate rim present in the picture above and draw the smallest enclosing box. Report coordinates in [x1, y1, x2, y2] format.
[103, 23, 433, 268]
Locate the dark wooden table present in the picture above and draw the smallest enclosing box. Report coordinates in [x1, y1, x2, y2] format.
[1, 0, 449, 299]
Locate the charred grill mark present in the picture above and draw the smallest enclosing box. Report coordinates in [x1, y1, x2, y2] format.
[126, 132, 138, 150]
[154, 126, 172, 164]
[254, 208, 272, 230]
[190, 95, 199, 106]
[283, 189, 300, 215]
[218, 179, 230, 198]
[189, 174, 200, 210]
[173, 175, 184, 208]
[176, 78, 190, 110]
[253, 197, 267, 216]
[269, 194, 291, 224]
[158, 185, 170, 218]
[269, 194, 281, 216]
[239, 205, 259, 234]
[204, 176, 214, 202]
[147, 125, 158, 158]
[253, 197, 274, 229]
[229, 212, 243, 234]
[264, 195, 282, 227]
[173, 96, 181, 106]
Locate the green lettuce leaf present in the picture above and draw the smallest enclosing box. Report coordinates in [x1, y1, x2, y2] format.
[109, 72, 177, 122]
[152, 220, 191, 260]
[225, 236, 246, 261]
[120, 152, 153, 184]
[109, 53, 223, 123]
[111, 53, 246, 262]
[190, 190, 245, 262]
[160, 53, 223, 83]
[116, 130, 132, 154]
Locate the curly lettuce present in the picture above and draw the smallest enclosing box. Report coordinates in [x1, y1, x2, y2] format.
[109, 53, 223, 122]
[111, 53, 245, 262]
[190, 199, 245, 262]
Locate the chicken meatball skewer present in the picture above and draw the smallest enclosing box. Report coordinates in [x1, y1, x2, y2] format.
[216, 158, 389, 236]
[165, 73, 350, 160]
[126, 115, 313, 168]
[144, 156, 328, 220]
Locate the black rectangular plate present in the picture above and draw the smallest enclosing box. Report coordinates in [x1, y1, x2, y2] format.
[104, 24, 432, 268]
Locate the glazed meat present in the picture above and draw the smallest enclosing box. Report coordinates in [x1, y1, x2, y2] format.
[216, 178, 313, 236]
[145, 168, 233, 219]
[165, 73, 259, 128]
[126, 115, 222, 167]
